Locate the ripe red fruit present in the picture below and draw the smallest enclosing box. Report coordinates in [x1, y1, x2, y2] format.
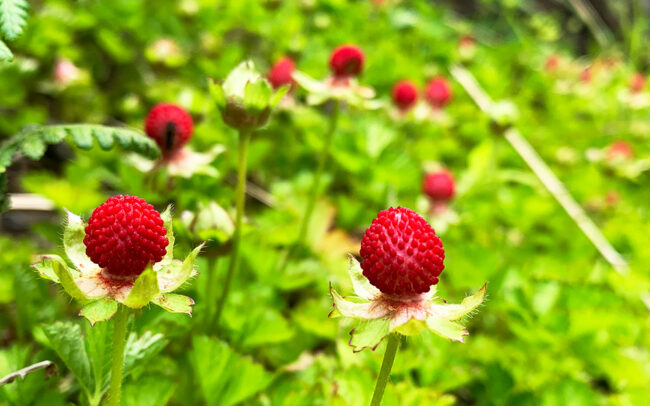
[360, 207, 445, 296]
[84, 195, 168, 281]
[606, 140, 633, 161]
[268, 57, 295, 89]
[392, 80, 418, 111]
[422, 171, 455, 201]
[144, 104, 194, 155]
[425, 77, 453, 108]
[580, 67, 591, 83]
[545, 54, 560, 73]
[629, 73, 645, 93]
[329, 45, 365, 77]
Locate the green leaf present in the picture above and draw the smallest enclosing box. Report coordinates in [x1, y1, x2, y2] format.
[18, 132, 46, 160]
[123, 331, 167, 378]
[122, 375, 175, 406]
[349, 318, 391, 352]
[152, 293, 193, 315]
[41, 255, 88, 301]
[243, 78, 272, 113]
[42, 322, 94, 397]
[157, 243, 203, 293]
[67, 126, 94, 150]
[425, 317, 468, 343]
[0, 0, 28, 40]
[85, 321, 112, 396]
[429, 283, 487, 321]
[63, 210, 96, 272]
[79, 299, 118, 326]
[123, 266, 159, 308]
[0, 37, 12, 61]
[191, 336, 271, 406]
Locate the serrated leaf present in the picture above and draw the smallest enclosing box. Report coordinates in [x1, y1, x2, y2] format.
[192, 336, 271, 406]
[91, 127, 115, 150]
[67, 126, 94, 150]
[152, 293, 193, 315]
[347, 255, 380, 300]
[349, 318, 391, 352]
[122, 375, 175, 406]
[0, 0, 28, 40]
[243, 78, 272, 113]
[42, 322, 94, 397]
[79, 299, 118, 326]
[63, 210, 96, 272]
[41, 255, 88, 301]
[123, 266, 159, 308]
[425, 317, 468, 342]
[429, 283, 487, 321]
[123, 331, 167, 378]
[18, 133, 46, 160]
[157, 243, 203, 293]
[160, 206, 174, 264]
[85, 320, 112, 395]
[0, 38, 12, 61]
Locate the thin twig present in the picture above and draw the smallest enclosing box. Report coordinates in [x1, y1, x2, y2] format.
[0, 361, 56, 386]
[450, 64, 628, 274]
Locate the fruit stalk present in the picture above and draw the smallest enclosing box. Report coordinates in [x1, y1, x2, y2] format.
[213, 129, 252, 327]
[296, 100, 340, 247]
[107, 305, 129, 406]
[370, 333, 400, 406]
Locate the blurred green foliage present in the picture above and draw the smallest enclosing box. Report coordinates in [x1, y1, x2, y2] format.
[1, 0, 649, 405]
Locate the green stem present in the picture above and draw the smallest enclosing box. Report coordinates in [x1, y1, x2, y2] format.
[296, 100, 340, 247]
[369, 334, 399, 406]
[213, 130, 252, 327]
[203, 255, 217, 332]
[107, 305, 129, 406]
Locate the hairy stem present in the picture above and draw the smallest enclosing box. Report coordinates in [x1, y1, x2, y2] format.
[213, 130, 252, 327]
[296, 100, 340, 248]
[370, 333, 400, 406]
[107, 305, 129, 406]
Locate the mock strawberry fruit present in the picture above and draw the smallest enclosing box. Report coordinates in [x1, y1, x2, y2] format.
[360, 207, 444, 296]
[329, 45, 365, 77]
[422, 170, 455, 202]
[392, 80, 418, 111]
[268, 57, 295, 89]
[629, 73, 645, 93]
[545, 54, 560, 73]
[606, 140, 633, 161]
[84, 195, 168, 281]
[425, 77, 452, 108]
[144, 103, 194, 155]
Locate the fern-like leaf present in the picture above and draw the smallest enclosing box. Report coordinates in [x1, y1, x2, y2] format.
[0, 124, 161, 174]
[0, 0, 28, 40]
[0, 37, 11, 61]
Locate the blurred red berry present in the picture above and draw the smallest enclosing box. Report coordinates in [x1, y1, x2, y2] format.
[360, 207, 445, 296]
[422, 171, 455, 202]
[580, 67, 592, 83]
[329, 45, 365, 77]
[425, 77, 453, 108]
[84, 195, 168, 281]
[606, 140, 633, 161]
[392, 80, 418, 111]
[145, 104, 194, 155]
[629, 73, 645, 93]
[268, 57, 295, 89]
[545, 54, 560, 73]
[459, 35, 474, 49]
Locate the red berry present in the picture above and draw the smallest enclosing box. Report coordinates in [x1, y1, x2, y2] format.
[580, 67, 591, 83]
[329, 45, 365, 77]
[360, 207, 445, 296]
[425, 77, 452, 108]
[84, 195, 168, 281]
[392, 80, 418, 110]
[545, 54, 560, 73]
[629, 73, 645, 93]
[144, 104, 194, 155]
[268, 57, 295, 89]
[422, 171, 455, 202]
[606, 140, 633, 161]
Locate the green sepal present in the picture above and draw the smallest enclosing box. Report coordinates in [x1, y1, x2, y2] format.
[292, 71, 327, 94]
[347, 255, 380, 300]
[243, 78, 273, 113]
[329, 283, 379, 320]
[348, 318, 390, 352]
[208, 78, 226, 110]
[222, 60, 262, 102]
[425, 317, 468, 343]
[269, 85, 290, 108]
[160, 205, 175, 264]
[393, 318, 426, 336]
[38, 255, 88, 301]
[158, 243, 204, 293]
[79, 299, 118, 326]
[429, 283, 487, 321]
[152, 293, 194, 315]
[63, 210, 96, 272]
[123, 266, 159, 309]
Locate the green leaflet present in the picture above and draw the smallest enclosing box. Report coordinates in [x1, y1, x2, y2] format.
[0, 0, 28, 40]
[191, 336, 271, 406]
[0, 37, 12, 61]
[79, 299, 118, 326]
[123, 331, 167, 378]
[42, 322, 94, 398]
[152, 293, 193, 315]
[123, 266, 159, 309]
[349, 318, 391, 352]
